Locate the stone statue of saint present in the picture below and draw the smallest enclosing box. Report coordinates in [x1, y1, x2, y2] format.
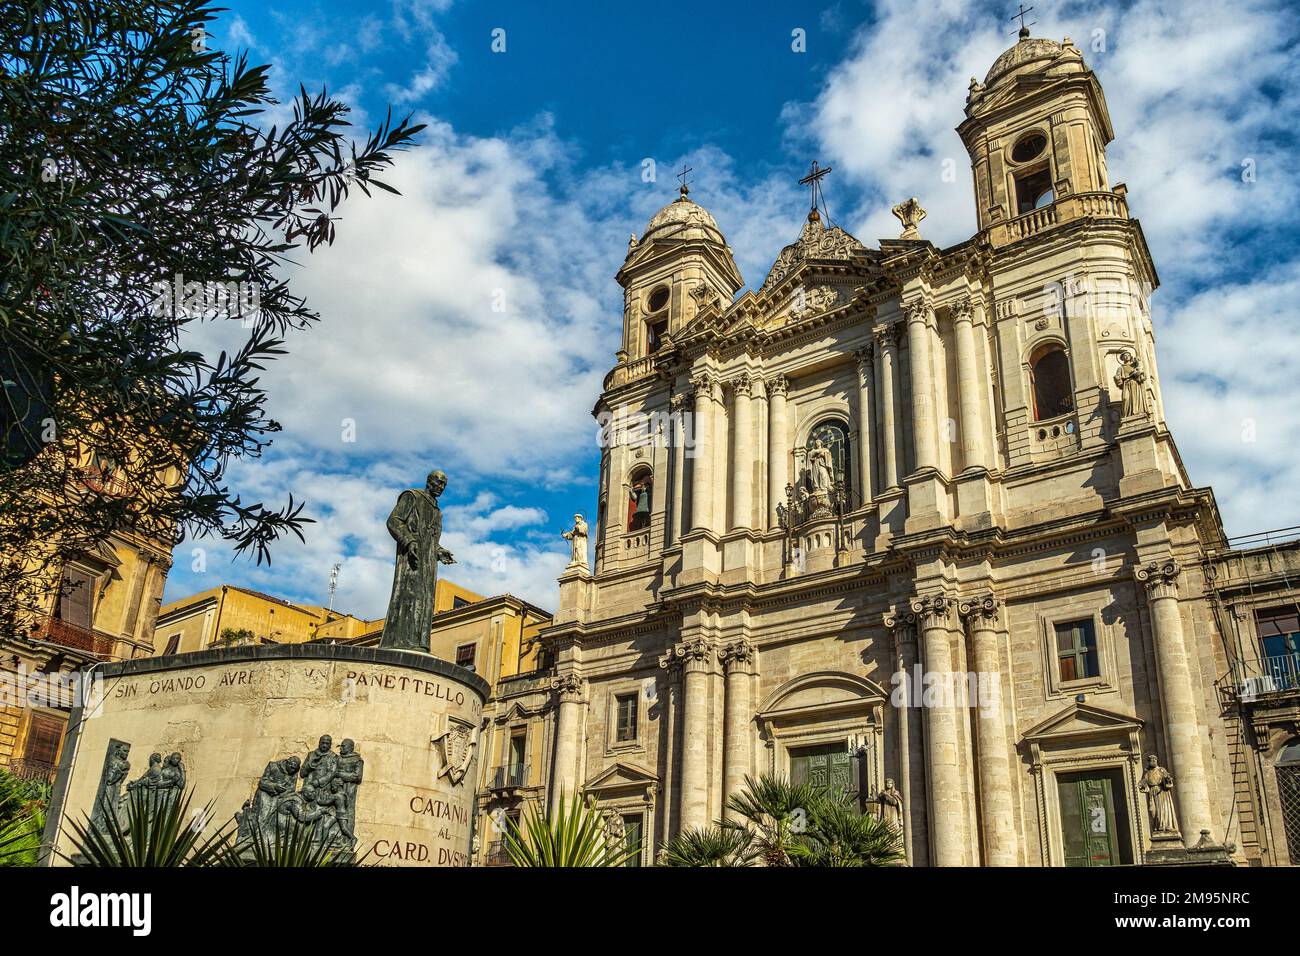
[91, 740, 130, 832]
[562, 514, 589, 570]
[301, 734, 338, 792]
[874, 778, 904, 831]
[1138, 754, 1179, 836]
[381, 469, 455, 651]
[808, 439, 834, 493]
[1114, 350, 1148, 418]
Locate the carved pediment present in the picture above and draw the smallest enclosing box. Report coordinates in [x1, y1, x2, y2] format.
[760, 215, 867, 294]
[583, 761, 659, 795]
[1020, 702, 1143, 745]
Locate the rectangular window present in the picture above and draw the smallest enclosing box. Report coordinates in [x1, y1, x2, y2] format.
[58, 568, 94, 629]
[23, 713, 65, 766]
[162, 633, 181, 656]
[508, 731, 526, 784]
[456, 643, 476, 670]
[622, 813, 644, 867]
[615, 693, 638, 742]
[646, 318, 668, 355]
[1056, 619, 1100, 682]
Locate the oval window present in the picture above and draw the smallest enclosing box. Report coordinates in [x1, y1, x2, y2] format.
[647, 287, 670, 313]
[1012, 133, 1047, 163]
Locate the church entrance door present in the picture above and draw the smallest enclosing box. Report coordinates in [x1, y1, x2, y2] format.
[1056, 769, 1131, 866]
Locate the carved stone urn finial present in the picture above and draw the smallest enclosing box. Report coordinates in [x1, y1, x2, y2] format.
[891, 197, 927, 240]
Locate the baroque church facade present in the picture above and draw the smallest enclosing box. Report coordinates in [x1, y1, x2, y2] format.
[523, 30, 1292, 866]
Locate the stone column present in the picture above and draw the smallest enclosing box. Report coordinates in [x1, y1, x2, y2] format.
[884, 607, 927, 865]
[1136, 560, 1217, 846]
[663, 639, 713, 833]
[689, 375, 714, 532]
[766, 375, 789, 527]
[670, 392, 688, 544]
[874, 327, 901, 489]
[959, 594, 1018, 865]
[904, 299, 939, 473]
[657, 654, 680, 843]
[951, 296, 989, 472]
[731, 374, 753, 530]
[853, 347, 875, 504]
[549, 673, 585, 817]
[912, 593, 965, 865]
[719, 640, 755, 822]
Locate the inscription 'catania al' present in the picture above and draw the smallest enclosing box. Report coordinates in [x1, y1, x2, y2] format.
[518, 28, 1295, 867]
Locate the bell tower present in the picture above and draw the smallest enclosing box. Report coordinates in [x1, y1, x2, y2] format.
[958, 28, 1115, 238]
[615, 181, 743, 363]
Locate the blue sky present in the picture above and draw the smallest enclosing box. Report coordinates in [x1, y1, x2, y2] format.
[163, 0, 1300, 618]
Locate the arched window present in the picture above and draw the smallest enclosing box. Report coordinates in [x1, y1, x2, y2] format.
[644, 286, 669, 355]
[805, 419, 852, 504]
[1030, 346, 1074, 421]
[1277, 738, 1300, 864]
[627, 469, 653, 532]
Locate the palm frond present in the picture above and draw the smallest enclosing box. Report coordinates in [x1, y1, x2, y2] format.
[503, 791, 638, 867]
[660, 825, 757, 867]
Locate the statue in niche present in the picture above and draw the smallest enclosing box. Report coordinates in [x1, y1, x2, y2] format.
[807, 438, 834, 493]
[874, 779, 904, 832]
[335, 739, 364, 838]
[90, 740, 131, 832]
[380, 469, 456, 651]
[1139, 754, 1179, 837]
[301, 734, 338, 792]
[562, 514, 589, 571]
[238, 755, 301, 843]
[1114, 350, 1149, 418]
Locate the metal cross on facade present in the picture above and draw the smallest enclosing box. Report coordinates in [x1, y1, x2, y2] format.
[799, 160, 833, 220]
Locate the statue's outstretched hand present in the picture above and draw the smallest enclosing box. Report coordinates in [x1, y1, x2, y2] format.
[438, 548, 456, 565]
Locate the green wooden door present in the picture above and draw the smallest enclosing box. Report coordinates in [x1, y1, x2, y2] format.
[790, 744, 853, 793]
[1058, 772, 1123, 867]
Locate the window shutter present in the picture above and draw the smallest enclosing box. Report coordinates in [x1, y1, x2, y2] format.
[23, 714, 65, 764]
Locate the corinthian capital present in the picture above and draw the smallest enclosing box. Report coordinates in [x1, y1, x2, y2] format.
[689, 372, 718, 403]
[550, 673, 585, 702]
[872, 322, 901, 349]
[903, 298, 931, 325]
[950, 296, 974, 324]
[958, 593, 1000, 628]
[910, 593, 952, 628]
[1135, 559, 1181, 598]
[767, 373, 789, 398]
[732, 373, 753, 398]
[852, 346, 874, 383]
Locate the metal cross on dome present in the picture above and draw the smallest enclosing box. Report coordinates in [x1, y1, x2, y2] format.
[1010, 4, 1036, 36]
[676, 164, 693, 198]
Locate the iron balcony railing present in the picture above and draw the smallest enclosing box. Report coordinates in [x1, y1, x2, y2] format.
[32, 617, 115, 658]
[483, 840, 513, 866]
[490, 763, 529, 790]
[1221, 653, 1300, 703]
